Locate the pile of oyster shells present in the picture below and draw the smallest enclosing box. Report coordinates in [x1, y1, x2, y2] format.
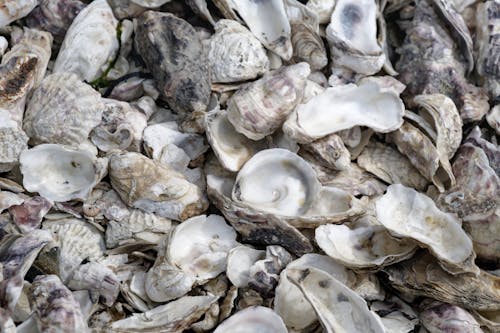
[0, 0, 498, 331]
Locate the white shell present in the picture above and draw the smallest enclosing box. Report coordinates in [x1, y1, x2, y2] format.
[286, 267, 386, 333]
[54, 0, 119, 82]
[283, 80, 405, 143]
[0, 0, 38, 28]
[20, 144, 107, 202]
[0, 120, 28, 173]
[204, 107, 265, 172]
[375, 184, 476, 274]
[306, 0, 336, 24]
[226, 245, 265, 288]
[208, 20, 269, 83]
[232, 148, 321, 216]
[214, 306, 288, 333]
[487, 105, 500, 135]
[274, 254, 351, 331]
[325, 0, 385, 75]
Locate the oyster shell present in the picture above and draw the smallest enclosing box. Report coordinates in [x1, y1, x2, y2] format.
[214, 306, 288, 333]
[30, 275, 88, 332]
[109, 295, 218, 332]
[19, 144, 107, 202]
[23, 73, 104, 146]
[9, 196, 52, 233]
[420, 301, 484, 333]
[326, 0, 385, 75]
[302, 133, 351, 171]
[227, 63, 310, 141]
[0, 0, 38, 28]
[134, 11, 211, 116]
[54, 0, 119, 82]
[463, 209, 500, 265]
[357, 141, 429, 191]
[486, 105, 500, 136]
[287, 267, 386, 333]
[108, 151, 207, 221]
[306, 0, 336, 24]
[226, 245, 265, 288]
[26, 0, 86, 44]
[376, 184, 477, 275]
[208, 20, 269, 83]
[0, 120, 28, 173]
[370, 296, 419, 333]
[283, 79, 405, 143]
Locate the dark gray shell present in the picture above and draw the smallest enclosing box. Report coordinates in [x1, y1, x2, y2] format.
[134, 11, 211, 116]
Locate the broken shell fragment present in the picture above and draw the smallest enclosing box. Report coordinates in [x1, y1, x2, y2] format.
[226, 245, 265, 288]
[302, 133, 351, 171]
[54, 0, 119, 82]
[227, 63, 310, 141]
[9, 196, 52, 233]
[134, 10, 211, 116]
[0, 0, 39, 28]
[23, 73, 104, 146]
[208, 19, 269, 83]
[0, 121, 28, 173]
[108, 151, 207, 221]
[214, 306, 287, 333]
[376, 184, 476, 275]
[19, 144, 107, 202]
[420, 301, 484, 333]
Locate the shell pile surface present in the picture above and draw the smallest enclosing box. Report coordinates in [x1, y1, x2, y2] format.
[0, 0, 498, 332]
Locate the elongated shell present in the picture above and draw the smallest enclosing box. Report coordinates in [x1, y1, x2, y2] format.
[19, 144, 107, 202]
[0, 0, 38, 28]
[302, 133, 351, 171]
[420, 301, 484, 333]
[109, 151, 207, 221]
[54, 0, 119, 82]
[376, 184, 476, 275]
[227, 63, 310, 141]
[214, 306, 287, 333]
[326, 0, 385, 75]
[134, 11, 210, 116]
[208, 20, 269, 83]
[23, 73, 104, 146]
[284, 80, 405, 143]
[287, 267, 386, 333]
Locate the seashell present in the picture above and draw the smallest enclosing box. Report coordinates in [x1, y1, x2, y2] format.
[435, 143, 499, 221]
[24, 73, 104, 146]
[42, 218, 106, 282]
[0, 177, 24, 193]
[283, 79, 405, 143]
[315, 217, 417, 269]
[130, 0, 171, 8]
[383, 252, 500, 311]
[306, 0, 336, 24]
[247, 245, 293, 298]
[134, 11, 211, 116]
[463, 209, 500, 265]
[0, 310, 15, 333]
[420, 301, 484, 333]
[0, 121, 28, 173]
[274, 253, 352, 331]
[204, 107, 266, 172]
[53, 0, 119, 82]
[108, 151, 207, 221]
[29, 275, 88, 333]
[215, 0, 292, 60]
[301, 133, 351, 171]
[208, 19, 269, 83]
[186, 0, 216, 25]
[226, 245, 266, 288]
[376, 184, 477, 275]
[0, 0, 39, 28]
[214, 306, 288, 333]
[0, 36, 7, 57]
[396, 0, 489, 123]
[357, 141, 429, 191]
[20, 144, 108, 202]
[232, 148, 321, 216]
[205, 154, 314, 255]
[90, 99, 147, 152]
[370, 296, 419, 333]
[486, 105, 500, 136]
[325, 0, 385, 75]
[0, 191, 25, 214]
[0, 55, 38, 125]
[67, 262, 120, 307]
[109, 295, 218, 332]
[388, 122, 454, 193]
[1, 28, 52, 88]
[464, 126, 499, 176]
[9, 196, 52, 233]
[26, 0, 86, 44]
[287, 267, 386, 333]
[227, 63, 310, 141]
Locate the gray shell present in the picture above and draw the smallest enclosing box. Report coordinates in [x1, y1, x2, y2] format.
[0, 125, 28, 173]
[23, 72, 104, 146]
[134, 11, 211, 116]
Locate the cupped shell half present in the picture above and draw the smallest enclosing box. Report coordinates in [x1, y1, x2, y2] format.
[214, 306, 287, 333]
[19, 144, 107, 202]
[54, 0, 119, 82]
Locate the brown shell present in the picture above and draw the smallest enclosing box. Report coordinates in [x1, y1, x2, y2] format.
[134, 11, 211, 116]
[23, 72, 104, 146]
